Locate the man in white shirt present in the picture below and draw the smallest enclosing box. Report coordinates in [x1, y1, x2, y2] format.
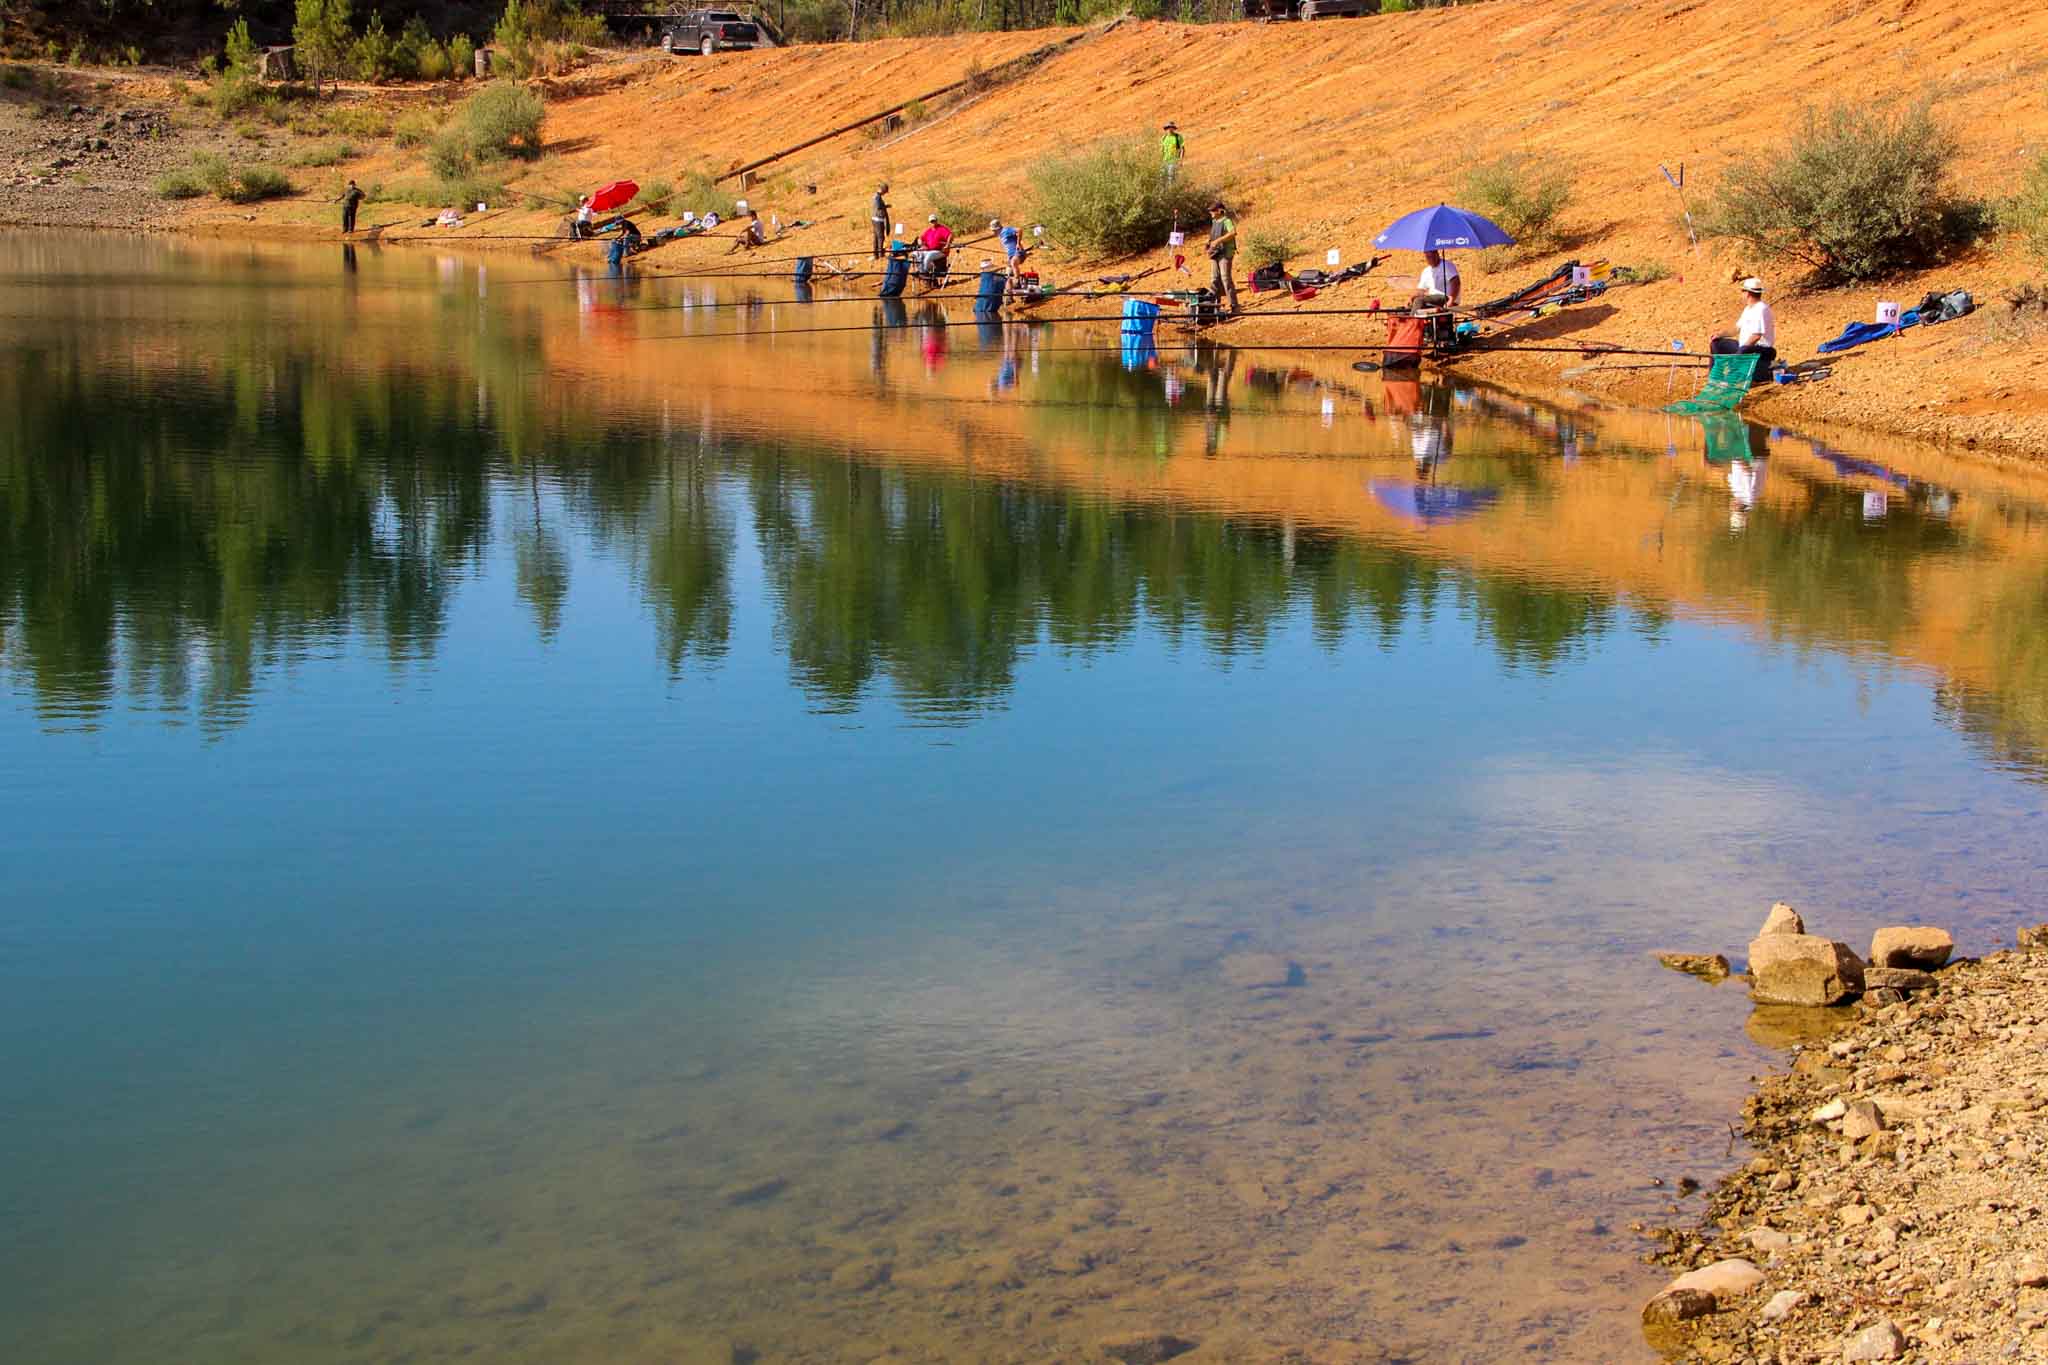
[1710, 277, 1777, 382]
[1410, 249, 1461, 309]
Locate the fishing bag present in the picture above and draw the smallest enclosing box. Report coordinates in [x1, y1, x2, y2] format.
[1249, 262, 1288, 291]
[1383, 315, 1425, 368]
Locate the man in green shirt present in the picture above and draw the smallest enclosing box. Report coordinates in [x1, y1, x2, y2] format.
[1160, 121, 1185, 183]
[1205, 200, 1238, 316]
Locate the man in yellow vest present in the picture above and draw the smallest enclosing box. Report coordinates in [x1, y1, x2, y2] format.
[1161, 121, 1185, 183]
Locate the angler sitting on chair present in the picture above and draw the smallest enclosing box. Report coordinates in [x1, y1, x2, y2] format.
[915, 214, 954, 280]
[1709, 276, 1776, 384]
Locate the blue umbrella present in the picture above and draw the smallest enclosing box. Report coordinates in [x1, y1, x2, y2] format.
[1368, 478, 1499, 524]
[1373, 204, 1516, 252]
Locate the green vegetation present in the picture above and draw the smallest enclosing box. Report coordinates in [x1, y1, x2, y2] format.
[289, 140, 358, 167]
[393, 108, 440, 148]
[491, 0, 605, 78]
[1701, 98, 1989, 283]
[420, 80, 543, 196]
[1614, 260, 1672, 284]
[1241, 224, 1300, 270]
[633, 178, 675, 214]
[923, 182, 998, 233]
[155, 153, 293, 203]
[2010, 151, 2048, 268]
[677, 167, 739, 220]
[1027, 136, 1222, 256]
[1459, 150, 1572, 247]
[292, 0, 354, 91]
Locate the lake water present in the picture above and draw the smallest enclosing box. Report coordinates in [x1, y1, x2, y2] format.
[3, 235, 2046, 1365]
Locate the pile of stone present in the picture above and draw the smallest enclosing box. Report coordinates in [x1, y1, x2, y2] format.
[1639, 920, 2048, 1362]
[1745, 901, 1953, 1008]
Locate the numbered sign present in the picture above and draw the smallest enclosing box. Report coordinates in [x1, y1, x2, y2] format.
[1875, 301, 1900, 325]
[1571, 266, 1592, 287]
[1326, 248, 1341, 267]
[1168, 230, 1185, 248]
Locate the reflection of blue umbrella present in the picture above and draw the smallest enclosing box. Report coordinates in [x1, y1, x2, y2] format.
[1368, 478, 1498, 524]
[1373, 204, 1516, 252]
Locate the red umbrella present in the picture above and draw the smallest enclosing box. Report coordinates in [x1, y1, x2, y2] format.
[587, 180, 638, 214]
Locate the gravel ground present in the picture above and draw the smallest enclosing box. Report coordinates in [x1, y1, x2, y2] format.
[1, 68, 261, 229]
[1643, 940, 2048, 1362]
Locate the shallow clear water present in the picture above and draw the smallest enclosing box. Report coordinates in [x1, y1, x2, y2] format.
[3, 235, 2045, 1364]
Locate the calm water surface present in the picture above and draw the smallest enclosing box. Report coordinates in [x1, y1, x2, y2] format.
[3, 235, 2046, 1364]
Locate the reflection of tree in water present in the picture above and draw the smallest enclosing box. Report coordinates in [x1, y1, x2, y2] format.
[0, 350, 493, 729]
[12, 343, 2045, 764]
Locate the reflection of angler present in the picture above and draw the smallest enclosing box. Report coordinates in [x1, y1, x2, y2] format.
[1410, 414, 1450, 472]
[1204, 345, 1235, 411]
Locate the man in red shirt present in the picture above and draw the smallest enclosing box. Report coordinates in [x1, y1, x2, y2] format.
[915, 214, 953, 279]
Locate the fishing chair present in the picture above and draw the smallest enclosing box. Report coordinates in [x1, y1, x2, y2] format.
[1665, 352, 1761, 414]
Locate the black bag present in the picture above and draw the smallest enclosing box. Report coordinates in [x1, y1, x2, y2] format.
[1249, 262, 1287, 291]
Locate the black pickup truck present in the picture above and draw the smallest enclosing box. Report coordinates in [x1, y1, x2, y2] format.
[661, 10, 762, 54]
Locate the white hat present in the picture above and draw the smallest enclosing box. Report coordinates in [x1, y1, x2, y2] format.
[1741, 277, 1764, 294]
[927, 213, 938, 222]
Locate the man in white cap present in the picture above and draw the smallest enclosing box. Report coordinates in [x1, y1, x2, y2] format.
[1711, 277, 1777, 381]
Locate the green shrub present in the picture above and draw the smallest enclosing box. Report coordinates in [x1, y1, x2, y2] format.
[1700, 98, 1988, 283]
[459, 80, 544, 159]
[393, 108, 440, 147]
[924, 181, 997, 233]
[678, 167, 739, 220]
[425, 130, 473, 180]
[635, 178, 675, 213]
[1459, 150, 1572, 246]
[1241, 224, 1300, 269]
[1026, 136, 1222, 256]
[449, 34, 476, 78]
[207, 73, 270, 119]
[154, 167, 209, 199]
[325, 103, 392, 137]
[154, 154, 292, 203]
[902, 98, 929, 124]
[290, 140, 358, 167]
[225, 165, 293, 202]
[1381, 0, 1413, 11]
[2011, 151, 2048, 268]
[1615, 259, 1671, 284]
[416, 41, 454, 81]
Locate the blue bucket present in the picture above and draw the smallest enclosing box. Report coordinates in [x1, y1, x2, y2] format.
[1120, 298, 1160, 339]
[792, 256, 814, 283]
[878, 258, 908, 298]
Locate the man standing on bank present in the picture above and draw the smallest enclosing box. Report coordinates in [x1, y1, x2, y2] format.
[1206, 199, 1239, 316]
[1161, 121, 1185, 183]
[870, 182, 892, 259]
[341, 178, 363, 235]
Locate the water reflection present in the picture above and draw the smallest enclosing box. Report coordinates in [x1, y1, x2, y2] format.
[1, 237, 2045, 775]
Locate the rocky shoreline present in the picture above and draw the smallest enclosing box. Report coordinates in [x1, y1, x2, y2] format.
[1641, 907, 2048, 1363]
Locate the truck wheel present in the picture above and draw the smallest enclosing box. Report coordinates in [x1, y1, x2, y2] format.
[700, 36, 715, 56]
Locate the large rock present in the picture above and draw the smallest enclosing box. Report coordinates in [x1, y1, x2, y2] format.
[1640, 1287, 1717, 1351]
[1666, 1258, 1765, 1300]
[1747, 933, 1865, 1006]
[1868, 926, 1953, 970]
[1759, 902, 1806, 936]
[1842, 1317, 1905, 1361]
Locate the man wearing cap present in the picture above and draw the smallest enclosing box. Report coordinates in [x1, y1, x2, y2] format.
[1205, 200, 1238, 316]
[916, 213, 954, 279]
[1711, 277, 1777, 381]
[870, 182, 891, 259]
[1161, 121, 1185, 182]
